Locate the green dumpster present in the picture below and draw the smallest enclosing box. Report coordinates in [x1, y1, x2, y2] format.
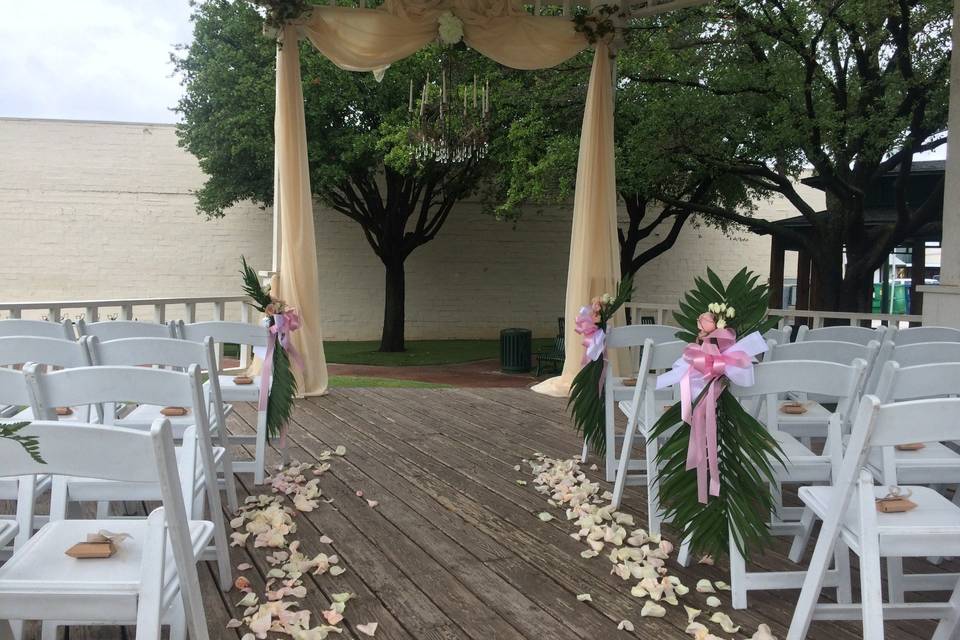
[500, 328, 532, 373]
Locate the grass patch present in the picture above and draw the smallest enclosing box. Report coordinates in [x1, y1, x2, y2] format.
[325, 338, 554, 366]
[328, 375, 451, 389]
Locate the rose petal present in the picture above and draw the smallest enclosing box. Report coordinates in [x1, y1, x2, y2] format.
[695, 578, 715, 593]
[576, 593, 592, 602]
[537, 512, 555, 522]
[710, 612, 740, 633]
[617, 620, 634, 632]
[356, 622, 378, 637]
[226, 619, 242, 629]
[640, 601, 666, 618]
[706, 596, 721, 608]
[750, 624, 778, 640]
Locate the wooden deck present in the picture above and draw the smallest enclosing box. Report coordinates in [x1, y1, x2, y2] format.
[14, 388, 959, 638]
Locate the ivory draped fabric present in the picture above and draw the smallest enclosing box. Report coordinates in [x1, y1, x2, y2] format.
[275, 28, 329, 396]
[274, 1, 621, 396]
[530, 43, 622, 397]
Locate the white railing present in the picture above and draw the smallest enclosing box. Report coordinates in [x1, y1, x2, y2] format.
[0, 295, 252, 325]
[624, 302, 921, 329]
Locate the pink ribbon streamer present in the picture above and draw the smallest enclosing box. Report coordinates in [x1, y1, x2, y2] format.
[657, 328, 767, 503]
[258, 308, 304, 447]
[575, 305, 608, 391]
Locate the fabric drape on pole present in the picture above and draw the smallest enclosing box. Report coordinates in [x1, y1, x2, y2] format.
[275, 2, 622, 397]
[275, 26, 328, 396]
[531, 43, 622, 398]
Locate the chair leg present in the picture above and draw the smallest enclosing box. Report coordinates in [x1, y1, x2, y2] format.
[931, 570, 960, 640]
[580, 438, 588, 464]
[833, 541, 852, 604]
[95, 501, 110, 519]
[168, 591, 187, 640]
[40, 622, 57, 640]
[254, 409, 268, 485]
[604, 397, 616, 482]
[611, 420, 638, 510]
[788, 507, 816, 563]
[676, 536, 692, 567]
[219, 453, 239, 514]
[729, 528, 749, 610]
[886, 556, 905, 604]
[646, 434, 661, 537]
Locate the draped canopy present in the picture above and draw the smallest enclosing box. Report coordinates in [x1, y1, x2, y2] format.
[273, 0, 686, 397]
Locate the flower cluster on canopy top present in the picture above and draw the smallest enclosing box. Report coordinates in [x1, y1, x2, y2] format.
[437, 10, 465, 45]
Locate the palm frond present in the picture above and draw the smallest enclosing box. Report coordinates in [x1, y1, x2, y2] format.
[240, 255, 272, 311]
[0, 422, 45, 464]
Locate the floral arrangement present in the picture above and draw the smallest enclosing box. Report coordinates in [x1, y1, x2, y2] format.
[568, 279, 633, 456]
[241, 257, 300, 442]
[437, 10, 464, 45]
[649, 268, 784, 560]
[0, 422, 43, 463]
[572, 4, 627, 46]
[250, 0, 312, 31]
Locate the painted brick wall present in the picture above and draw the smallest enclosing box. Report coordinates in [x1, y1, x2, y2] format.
[0, 118, 819, 339]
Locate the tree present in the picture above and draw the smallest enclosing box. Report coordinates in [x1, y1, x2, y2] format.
[173, 0, 509, 351]
[487, 31, 752, 281]
[624, 0, 951, 311]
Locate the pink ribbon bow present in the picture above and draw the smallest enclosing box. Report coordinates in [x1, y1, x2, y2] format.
[656, 328, 767, 503]
[259, 308, 304, 447]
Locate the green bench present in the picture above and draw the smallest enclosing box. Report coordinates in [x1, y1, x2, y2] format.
[535, 318, 565, 376]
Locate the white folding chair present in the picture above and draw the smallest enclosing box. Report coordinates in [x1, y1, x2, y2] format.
[0, 369, 41, 556]
[788, 396, 960, 640]
[609, 339, 686, 536]
[891, 326, 960, 346]
[0, 419, 212, 640]
[581, 324, 679, 480]
[177, 320, 276, 484]
[0, 337, 93, 420]
[865, 339, 960, 395]
[0, 319, 75, 341]
[25, 365, 232, 590]
[725, 358, 866, 609]
[85, 336, 239, 513]
[763, 325, 793, 346]
[796, 324, 886, 345]
[76, 319, 176, 341]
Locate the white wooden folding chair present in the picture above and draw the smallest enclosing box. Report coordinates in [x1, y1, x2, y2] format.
[581, 324, 679, 481]
[788, 396, 960, 640]
[0, 418, 212, 640]
[25, 364, 232, 590]
[85, 336, 239, 513]
[796, 324, 886, 345]
[0, 369, 41, 556]
[0, 319, 75, 341]
[725, 358, 866, 609]
[864, 339, 960, 396]
[75, 319, 176, 341]
[0, 336, 93, 420]
[891, 326, 960, 346]
[763, 325, 793, 346]
[609, 339, 686, 536]
[177, 320, 276, 484]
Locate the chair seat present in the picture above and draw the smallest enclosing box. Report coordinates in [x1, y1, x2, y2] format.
[0, 517, 213, 620]
[0, 521, 17, 549]
[776, 400, 832, 424]
[211, 374, 261, 403]
[7, 406, 95, 422]
[799, 484, 960, 557]
[116, 403, 234, 434]
[772, 432, 831, 483]
[64, 446, 225, 502]
[866, 442, 960, 484]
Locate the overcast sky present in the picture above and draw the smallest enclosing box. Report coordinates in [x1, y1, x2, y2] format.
[0, 1, 194, 123]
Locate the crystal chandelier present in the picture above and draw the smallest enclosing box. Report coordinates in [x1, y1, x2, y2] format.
[408, 65, 491, 165]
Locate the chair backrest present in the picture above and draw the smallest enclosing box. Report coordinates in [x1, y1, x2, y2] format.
[177, 320, 268, 347]
[763, 325, 793, 346]
[26, 364, 204, 422]
[77, 319, 176, 341]
[729, 359, 867, 429]
[888, 340, 960, 368]
[795, 324, 884, 345]
[0, 336, 91, 369]
[892, 326, 960, 345]
[607, 324, 678, 348]
[86, 336, 215, 371]
[0, 319, 75, 340]
[0, 368, 33, 408]
[766, 339, 879, 368]
[874, 361, 960, 403]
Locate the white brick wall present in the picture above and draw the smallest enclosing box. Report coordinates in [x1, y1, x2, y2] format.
[0, 118, 817, 339]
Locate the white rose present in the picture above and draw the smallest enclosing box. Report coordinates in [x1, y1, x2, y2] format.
[437, 11, 464, 45]
[726, 307, 735, 318]
[716, 318, 727, 329]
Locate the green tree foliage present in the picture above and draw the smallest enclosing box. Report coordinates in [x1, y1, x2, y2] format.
[624, 0, 951, 311]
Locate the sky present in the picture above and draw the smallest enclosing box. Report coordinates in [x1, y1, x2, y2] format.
[0, 1, 194, 124]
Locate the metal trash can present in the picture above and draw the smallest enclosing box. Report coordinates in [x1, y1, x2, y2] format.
[500, 328, 532, 373]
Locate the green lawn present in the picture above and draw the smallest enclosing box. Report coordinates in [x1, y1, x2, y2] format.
[328, 375, 450, 389]
[324, 338, 555, 366]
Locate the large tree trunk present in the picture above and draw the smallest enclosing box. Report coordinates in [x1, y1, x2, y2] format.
[379, 259, 406, 352]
